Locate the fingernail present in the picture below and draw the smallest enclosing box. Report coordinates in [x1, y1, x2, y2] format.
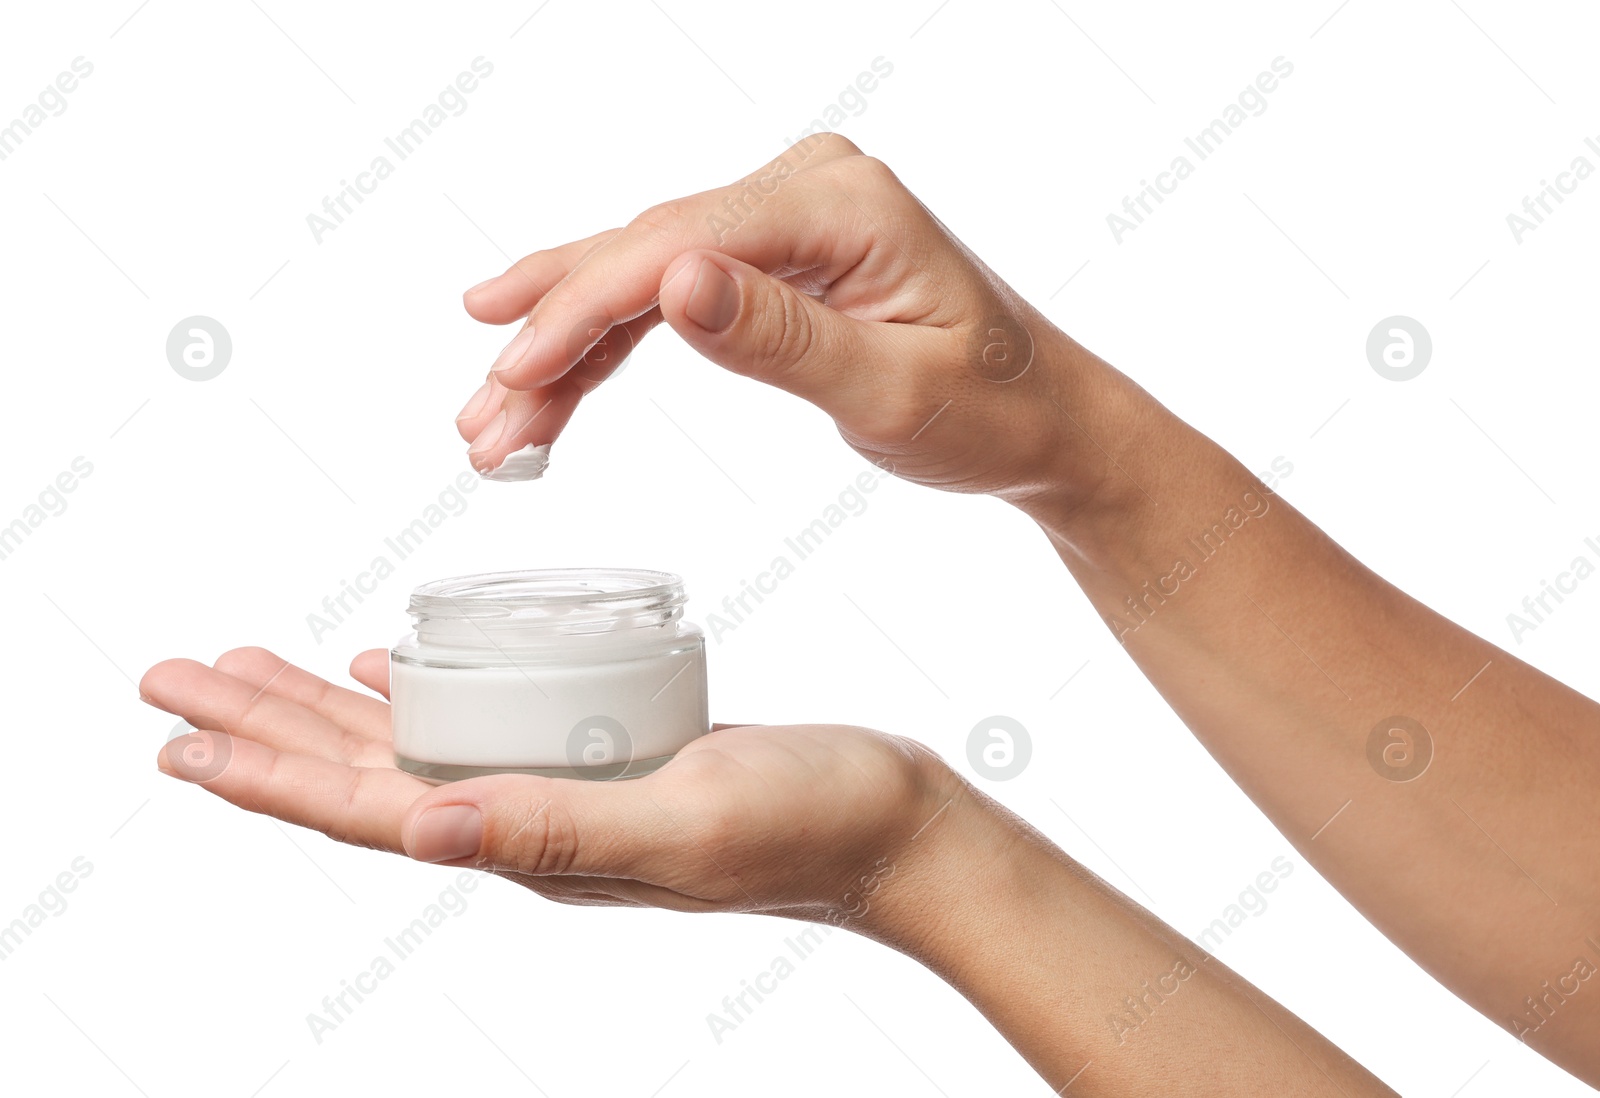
[468, 409, 509, 467]
[411, 805, 483, 863]
[466, 277, 497, 294]
[491, 325, 538, 376]
[456, 381, 494, 423]
[685, 260, 739, 333]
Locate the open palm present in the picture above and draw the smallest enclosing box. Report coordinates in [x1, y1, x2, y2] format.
[143, 647, 952, 925]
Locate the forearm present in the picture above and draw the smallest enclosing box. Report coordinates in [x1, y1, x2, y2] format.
[1017, 333, 1600, 1077]
[858, 780, 1392, 1095]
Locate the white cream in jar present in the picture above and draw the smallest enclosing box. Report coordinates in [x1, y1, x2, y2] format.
[390, 568, 709, 781]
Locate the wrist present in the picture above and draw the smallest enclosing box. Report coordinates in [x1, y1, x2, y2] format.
[996, 323, 1153, 537]
[845, 756, 1044, 974]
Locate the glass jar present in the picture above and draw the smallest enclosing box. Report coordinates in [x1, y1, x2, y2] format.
[390, 568, 709, 781]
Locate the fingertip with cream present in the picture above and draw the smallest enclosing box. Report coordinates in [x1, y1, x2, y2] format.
[477, 443, 551, 481]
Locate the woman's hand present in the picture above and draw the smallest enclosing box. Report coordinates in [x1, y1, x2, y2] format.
[142, 646, 1394, 1094]
[454, 134, 1101, 507]
[142, 646, 955, 926]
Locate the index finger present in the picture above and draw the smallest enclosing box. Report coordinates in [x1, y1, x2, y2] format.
[490, 135, 871, 391]
[463, 228, 621, 326]
[158, 733, 427, 854]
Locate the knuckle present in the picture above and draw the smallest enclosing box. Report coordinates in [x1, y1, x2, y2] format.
[508, 252, 562, 296]
[628, 199, 693, 241]
[578, 227, 624, 261]
[788, 131, 863, 161]
[232, 686, 272, 730]
[819, 132, 864, 156]
[852, 154, 897, 183]
[748, 287, 814, 376]
[213, 645, 273, 677]
[497, 800, 581, 876]
[837, 154, 901, 195]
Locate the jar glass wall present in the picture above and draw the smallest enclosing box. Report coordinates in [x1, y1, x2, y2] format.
[390, 568, 709, 782]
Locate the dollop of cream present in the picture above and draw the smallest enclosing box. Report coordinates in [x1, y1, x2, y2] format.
[478, 443, 551, 482]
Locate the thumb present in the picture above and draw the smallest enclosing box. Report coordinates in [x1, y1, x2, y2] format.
[401, 773, 671, 877]
[659, 250, 881, 407]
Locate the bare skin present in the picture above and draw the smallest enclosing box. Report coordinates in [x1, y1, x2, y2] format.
[145, 134, 1598, 1088]
[145, 647, 1387, 1094]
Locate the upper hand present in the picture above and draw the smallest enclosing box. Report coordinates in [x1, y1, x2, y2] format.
[455, 134, 1082, 501]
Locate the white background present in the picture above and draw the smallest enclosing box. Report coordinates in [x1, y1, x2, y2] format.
[1, 1, 1596, 1094]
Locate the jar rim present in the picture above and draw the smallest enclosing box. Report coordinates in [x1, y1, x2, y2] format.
[408, 568, 686, 629]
